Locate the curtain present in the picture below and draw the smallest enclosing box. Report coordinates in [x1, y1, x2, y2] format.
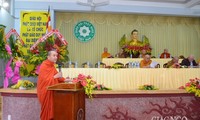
[56, 12, 200, 66]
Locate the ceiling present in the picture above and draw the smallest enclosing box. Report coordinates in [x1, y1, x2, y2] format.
[112, 0, 200, 8]
[15, 0, 200, 17]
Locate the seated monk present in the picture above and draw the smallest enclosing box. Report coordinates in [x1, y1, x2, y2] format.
[37, 49, 66, 120]
[101, 47, 112, 58]
[139, 49, 146, 58]
[140, 53, 152, 68]
[160, 49, 171, 58]
[115, 48, 128, 58]
[166, 56, 180, 68]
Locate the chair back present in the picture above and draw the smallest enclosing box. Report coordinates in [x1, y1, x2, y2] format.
[66, 62, 75, 68]
[82, 62, 93, 68]
[95, 62, 106, 68]
[155, 64, 160, 68]
[163, 63, 168, 68]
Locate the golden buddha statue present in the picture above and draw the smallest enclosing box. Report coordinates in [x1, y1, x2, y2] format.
[129, 29, 142, 46]
[119, 29, 151, 58]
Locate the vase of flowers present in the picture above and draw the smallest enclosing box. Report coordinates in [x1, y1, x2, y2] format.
[179, 78, 200, 97]
[139, 84, 158, 90]
[72, 74, 96, 98]
[93, 84, 112, 90]
[11, 80, 35, 90]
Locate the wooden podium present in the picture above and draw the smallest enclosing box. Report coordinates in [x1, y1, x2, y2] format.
[48, 82, 85, 120]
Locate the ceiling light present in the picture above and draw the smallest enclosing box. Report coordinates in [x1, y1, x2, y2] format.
[3, 2, 8, 7]
[0, 0, 9, 8]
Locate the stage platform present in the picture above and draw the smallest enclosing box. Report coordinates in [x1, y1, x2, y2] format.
[0, 89, 200, 120]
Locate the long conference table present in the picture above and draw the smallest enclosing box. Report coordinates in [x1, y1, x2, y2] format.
[62, 68, 200, 90]
[102, 58, 183, 68]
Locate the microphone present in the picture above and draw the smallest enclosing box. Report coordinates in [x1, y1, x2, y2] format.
[57, 62, 63, 72]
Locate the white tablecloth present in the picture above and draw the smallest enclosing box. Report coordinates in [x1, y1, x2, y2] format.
[62, 68, 200, 90]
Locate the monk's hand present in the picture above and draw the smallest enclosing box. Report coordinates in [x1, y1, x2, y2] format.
[54, 72, 63, 78]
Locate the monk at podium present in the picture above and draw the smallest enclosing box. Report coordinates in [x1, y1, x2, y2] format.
[37, 49, 65, 120]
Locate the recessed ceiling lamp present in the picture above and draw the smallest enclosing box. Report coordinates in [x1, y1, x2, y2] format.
[0, 0, 9, 8]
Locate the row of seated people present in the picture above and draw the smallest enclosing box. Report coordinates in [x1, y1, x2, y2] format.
[65, 54, 199, 68]
[102, 47, 186, 59]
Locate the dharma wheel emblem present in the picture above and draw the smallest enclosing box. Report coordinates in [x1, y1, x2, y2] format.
[74, 21, 95, 42]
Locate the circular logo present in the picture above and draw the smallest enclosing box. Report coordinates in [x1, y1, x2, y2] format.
[74, 21, 95, 42]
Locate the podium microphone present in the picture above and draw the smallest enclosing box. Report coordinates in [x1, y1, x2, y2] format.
[58, 63, 62, 72]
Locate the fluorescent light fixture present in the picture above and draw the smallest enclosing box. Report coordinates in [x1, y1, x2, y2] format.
[3, 2, 8, 7]
[0, 0, 9, 8]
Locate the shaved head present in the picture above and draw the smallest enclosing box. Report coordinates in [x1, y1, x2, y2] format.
[48, 49, 57, 56]
[47, 49, 58, 63]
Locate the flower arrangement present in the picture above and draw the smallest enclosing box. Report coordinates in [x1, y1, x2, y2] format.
[11, 80, 34, 89]
[29, 36, 69, 76]
[124, 44, 152, 55]
[0, 26, 10, 59]
[93, 84, 112, 90]
[0, 27, 28, 88]
[119, 34, 152, 56]
[179, 78, 200, 97]
[73, 74, 96, 98]
[111, 63, 124, 69]
[139, 84, 158, 90]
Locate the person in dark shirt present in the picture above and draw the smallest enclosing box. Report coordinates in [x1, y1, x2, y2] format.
[180, 55, 198, 67]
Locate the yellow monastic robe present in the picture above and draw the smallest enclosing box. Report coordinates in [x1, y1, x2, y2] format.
[101, 52, 111, 58]
[140, 60, 152, 68]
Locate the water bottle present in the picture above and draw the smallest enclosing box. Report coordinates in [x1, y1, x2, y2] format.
[75, 61, 78, 68]
[130, 54, 132, 58]
[136, 61, 139, 68]
[69, 61, 71, 68]
[128, 62, 132, 68]
[164, 54, 166, 58]
[190, 62, 193, 68]
[132, 62, 135, 68]
[116, 54, 119, 58]
[158, 54, 160, 58]
[87, 61, 90, 68]
[97, 61, 100, 68]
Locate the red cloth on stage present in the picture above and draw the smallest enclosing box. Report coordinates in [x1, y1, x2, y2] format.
[160, 53, 170, 58]
[37, 59, 65, 120]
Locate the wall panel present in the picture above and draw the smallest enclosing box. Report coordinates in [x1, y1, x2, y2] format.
[56, 12, 200, 66]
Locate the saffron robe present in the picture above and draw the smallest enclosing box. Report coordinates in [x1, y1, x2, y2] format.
[140, 60, 152, 68]
[101, 52, 111, 58]
[37, 59, 65, 120]
[160, 53, 170, 58]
